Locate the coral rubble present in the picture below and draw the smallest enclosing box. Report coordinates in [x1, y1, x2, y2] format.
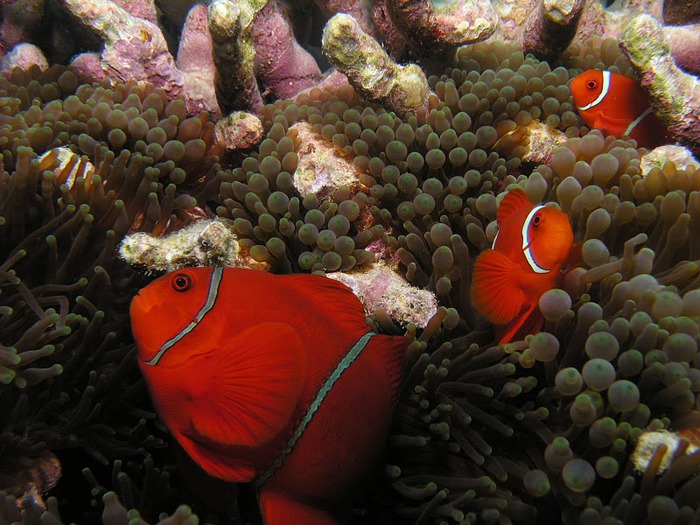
[2, 0, 700, 523]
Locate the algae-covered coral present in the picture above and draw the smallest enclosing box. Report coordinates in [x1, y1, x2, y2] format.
[2, 0, 700, 523]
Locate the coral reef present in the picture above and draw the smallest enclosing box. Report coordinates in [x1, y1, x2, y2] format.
[2, 0, 700, 523]
[620, 14, 700, 154]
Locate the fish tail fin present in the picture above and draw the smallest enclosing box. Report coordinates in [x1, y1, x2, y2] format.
[259, 490, 339, 525]
[496, 303, 544, 344]
[471, 249, 526, 325]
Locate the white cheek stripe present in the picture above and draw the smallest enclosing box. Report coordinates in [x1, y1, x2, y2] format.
[522, 205, 549, 274]
[577, 71, 611, 111]
[624, 106, 654, 137]
[143, 267, 224, 366]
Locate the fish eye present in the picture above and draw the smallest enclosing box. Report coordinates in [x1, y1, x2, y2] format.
[171, 273, 192, 292]
[586, 80, 597, 89]
[533, 215, 542, 226]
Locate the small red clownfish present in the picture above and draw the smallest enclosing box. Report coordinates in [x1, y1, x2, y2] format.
[471, 189, 575, 344]
[130, 268, 407, 525]
[570, 69, 668, 149]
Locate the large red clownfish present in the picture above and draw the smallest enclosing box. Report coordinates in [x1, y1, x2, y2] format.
[570, 69, 668, 149]
[130, 267, 407, 525]
[471, 189, 576, 344]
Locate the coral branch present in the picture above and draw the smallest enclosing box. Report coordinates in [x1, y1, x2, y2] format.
[663, 24, 700, 75]
[371, 0, 409, 59]
[322, 13, 433, 117]
[207, 0, 264, 115]
[663, 0, 700, 25]
[620, 14, 700, 153]
[68, 52, 105, 82]
[112, 0, 157, 23]
[316, 0, 378, 37]
[252, 0, 322, 99]
[0, 0, 44, 53]
[175, 4, 218, 115]
[59, 0, 220, 114]
[519, 0, 585, 60]
[0, 42, 47, 74]
[388, 0, 497, 52]
[61, 0, 184, 92]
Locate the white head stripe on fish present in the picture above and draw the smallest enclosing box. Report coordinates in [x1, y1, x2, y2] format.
[521, 205, 549, 274]
[144, 267, 224, 366]
[577, 70, 611, 111]
[624, 106, 654, 137]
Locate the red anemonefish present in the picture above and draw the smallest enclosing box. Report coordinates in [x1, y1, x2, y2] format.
[570, 69, 668, 149]
[471, 189, 575, 344]
[130, 267, 407, 525]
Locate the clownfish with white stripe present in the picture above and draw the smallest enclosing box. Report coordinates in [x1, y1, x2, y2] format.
[130, 267, 407, 525]
[570, 70, 668, 149]
[471, 189, 577, 344]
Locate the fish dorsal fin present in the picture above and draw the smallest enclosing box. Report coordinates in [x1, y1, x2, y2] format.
[471, 249, 526, 325]
[189, 322, 306, 449]
[497, 189, 533, 227]
[281, 273, 369, 334]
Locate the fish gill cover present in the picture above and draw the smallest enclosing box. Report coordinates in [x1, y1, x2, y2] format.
[1, 0, 700, 524]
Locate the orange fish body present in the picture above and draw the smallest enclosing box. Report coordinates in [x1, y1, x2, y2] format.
[130, 268, 407, 524]
[471, 189, 574, 344]
[570, 69, 668, 149]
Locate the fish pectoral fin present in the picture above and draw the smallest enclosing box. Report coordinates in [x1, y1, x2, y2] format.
[471, 249, 526, 325]
[190, 322, 306, 449]
[593, 113, 632, 134]
[176, 431, 257, 483]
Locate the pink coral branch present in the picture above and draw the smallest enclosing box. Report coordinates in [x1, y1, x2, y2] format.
[176, 4, 219, 115]
[387, 0, 498, 54]
[60, 0, 184, 91]
[59, 0, 220, 115]
[252, 1, 322, 99]
[664, 24, 700, 75]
